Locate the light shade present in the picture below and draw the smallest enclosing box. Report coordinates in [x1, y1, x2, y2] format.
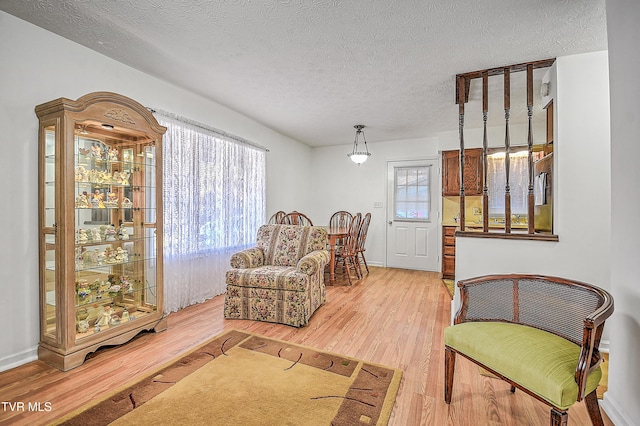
[347, 124, 371, 164]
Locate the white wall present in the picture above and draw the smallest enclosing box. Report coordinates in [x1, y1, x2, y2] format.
[602, 1, 640, 425]
[0, 12, 311, 371]
[308, 137, 440, 267]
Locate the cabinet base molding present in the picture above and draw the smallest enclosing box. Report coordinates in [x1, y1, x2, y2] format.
[38, 316, 167, 371]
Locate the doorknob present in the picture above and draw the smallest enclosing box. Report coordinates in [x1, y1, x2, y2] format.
[388, 221, 393, 225]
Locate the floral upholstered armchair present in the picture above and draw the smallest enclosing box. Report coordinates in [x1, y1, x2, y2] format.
[224, 224, 330, 327]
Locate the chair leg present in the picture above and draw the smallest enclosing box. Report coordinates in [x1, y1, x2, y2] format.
[359, 251, 369, 274]
[352, 255, 362, 279]
[550, 408, 568, 426]
[584, 390, 605, 426]
[444, 347, 456, 404]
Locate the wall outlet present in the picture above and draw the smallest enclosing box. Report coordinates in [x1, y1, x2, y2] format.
[374, 201, 384, 208]
[473, 207, 482, 215]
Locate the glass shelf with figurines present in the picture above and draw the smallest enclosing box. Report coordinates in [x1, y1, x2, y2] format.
[75, 275, 155, 308]
[75, 141, 151, 169]
[74, 226, 149, 246]
[72, 248, 155, 273]
[72, 194, 136, 209]
[74, 304, 156, 338]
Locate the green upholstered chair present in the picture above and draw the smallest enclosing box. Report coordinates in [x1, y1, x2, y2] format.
[444, 274, 614, 426]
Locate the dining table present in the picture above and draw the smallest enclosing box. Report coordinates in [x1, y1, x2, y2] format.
[324, 226, 348, 284]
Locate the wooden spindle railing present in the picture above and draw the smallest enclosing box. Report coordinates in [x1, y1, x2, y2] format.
[454, 59, 555, 238]
[526, 64, 535, 234]
[482, 71, 489, 232]
[458, 75, 466, 232]
[503, 67, 512, 233]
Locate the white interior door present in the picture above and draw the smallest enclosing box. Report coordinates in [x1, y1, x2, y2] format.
[386, 159, 439, 271]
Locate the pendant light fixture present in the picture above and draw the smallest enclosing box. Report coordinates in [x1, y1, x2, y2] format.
[347, 124, 371, 164]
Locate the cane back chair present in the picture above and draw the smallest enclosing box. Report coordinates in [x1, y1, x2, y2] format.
[444, 274, 614, 426]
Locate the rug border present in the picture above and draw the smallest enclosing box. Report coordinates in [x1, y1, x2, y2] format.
[52, 328, 246, 425]
[53, 328, 403, 425]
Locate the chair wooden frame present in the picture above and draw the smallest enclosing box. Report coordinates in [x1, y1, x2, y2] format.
[355, 212, 371, 275]
[280, 211, 313, 226]
[334, 213, 362, 285]
[268, 210, 286, 224]
[444, 274, 614, 426]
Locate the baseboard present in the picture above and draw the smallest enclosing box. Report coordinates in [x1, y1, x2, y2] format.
[0, 346, 38, 373]
[601, 393, 634, 426]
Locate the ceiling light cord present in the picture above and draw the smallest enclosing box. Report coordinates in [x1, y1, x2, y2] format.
[348, 124, 371, 164]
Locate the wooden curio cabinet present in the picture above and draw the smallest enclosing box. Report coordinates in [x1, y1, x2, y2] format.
[36, 92, 167, 371]
[442, 148, 483, 196]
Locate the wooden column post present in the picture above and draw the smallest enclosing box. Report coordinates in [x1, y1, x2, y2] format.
[503, 67, 511, 233]
[458, 75, 466, 231]
[527, 64, 536, 234]
[482, 71, 489, 232]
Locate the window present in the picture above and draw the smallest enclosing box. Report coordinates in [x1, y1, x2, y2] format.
[156, 111, 266, 312]
[487, 150, 543, 217]
[393, 165, 431, 220]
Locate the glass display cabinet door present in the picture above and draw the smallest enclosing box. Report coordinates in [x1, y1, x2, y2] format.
[42, 124, 58, 342]
[72, 131, 159, 339]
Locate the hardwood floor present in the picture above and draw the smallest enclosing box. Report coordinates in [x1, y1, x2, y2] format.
[0, 267, 612, 425]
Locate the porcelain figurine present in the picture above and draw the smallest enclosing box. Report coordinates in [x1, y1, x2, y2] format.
[105, 192, 118, 207]
[122, 310, 130, 322]
[91, 227, 101, 242]
[110, 315, 121, 326]
[119, 276, 132, 293]
[118, 226, 129, 240]
[75, 193, 91, 208]
[121, 197, 133, 208]
[77, 229, 88, 244]
[90, 144, 103, 159]
[115, 247, 128, 263]
[105, 225, 117, 241]
[96, 306, 112, 327]
[108, 148, 119, 162]
[76, 320, 90, 333]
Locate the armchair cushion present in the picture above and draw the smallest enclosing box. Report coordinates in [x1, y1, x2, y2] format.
[445, 321, 602, 409]
[230, 247, 264, 269]
[297, 250, 330, 275]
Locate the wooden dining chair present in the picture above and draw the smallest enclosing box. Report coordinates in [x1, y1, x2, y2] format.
[329, 210, 353, 228]
[355, 212, 371, 275]
[268, 210, 286, 224]
[329, 211, 352, 247]
[280, 211, 313, 226]
[335, 212, 362, 285]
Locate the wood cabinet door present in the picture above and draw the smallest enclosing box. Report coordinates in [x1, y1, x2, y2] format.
[442, 148, 483, 196]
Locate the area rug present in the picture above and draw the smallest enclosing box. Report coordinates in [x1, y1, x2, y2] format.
[55, 329, 403, 426]
[442, 279, 454, 299]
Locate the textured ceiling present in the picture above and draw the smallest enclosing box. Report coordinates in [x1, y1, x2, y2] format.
[1, 0, 607, 147]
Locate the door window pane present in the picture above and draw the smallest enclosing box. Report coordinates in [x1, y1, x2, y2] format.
[394, 166, 430, 220]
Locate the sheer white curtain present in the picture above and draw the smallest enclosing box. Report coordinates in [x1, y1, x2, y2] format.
[155, 111, 266, 314]
[487, 152, 530, 215]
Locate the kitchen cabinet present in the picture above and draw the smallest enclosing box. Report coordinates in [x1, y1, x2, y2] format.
[36, 92, 167, 370]
[442, 148, 483, 196]
[442, 226, 456, 279]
